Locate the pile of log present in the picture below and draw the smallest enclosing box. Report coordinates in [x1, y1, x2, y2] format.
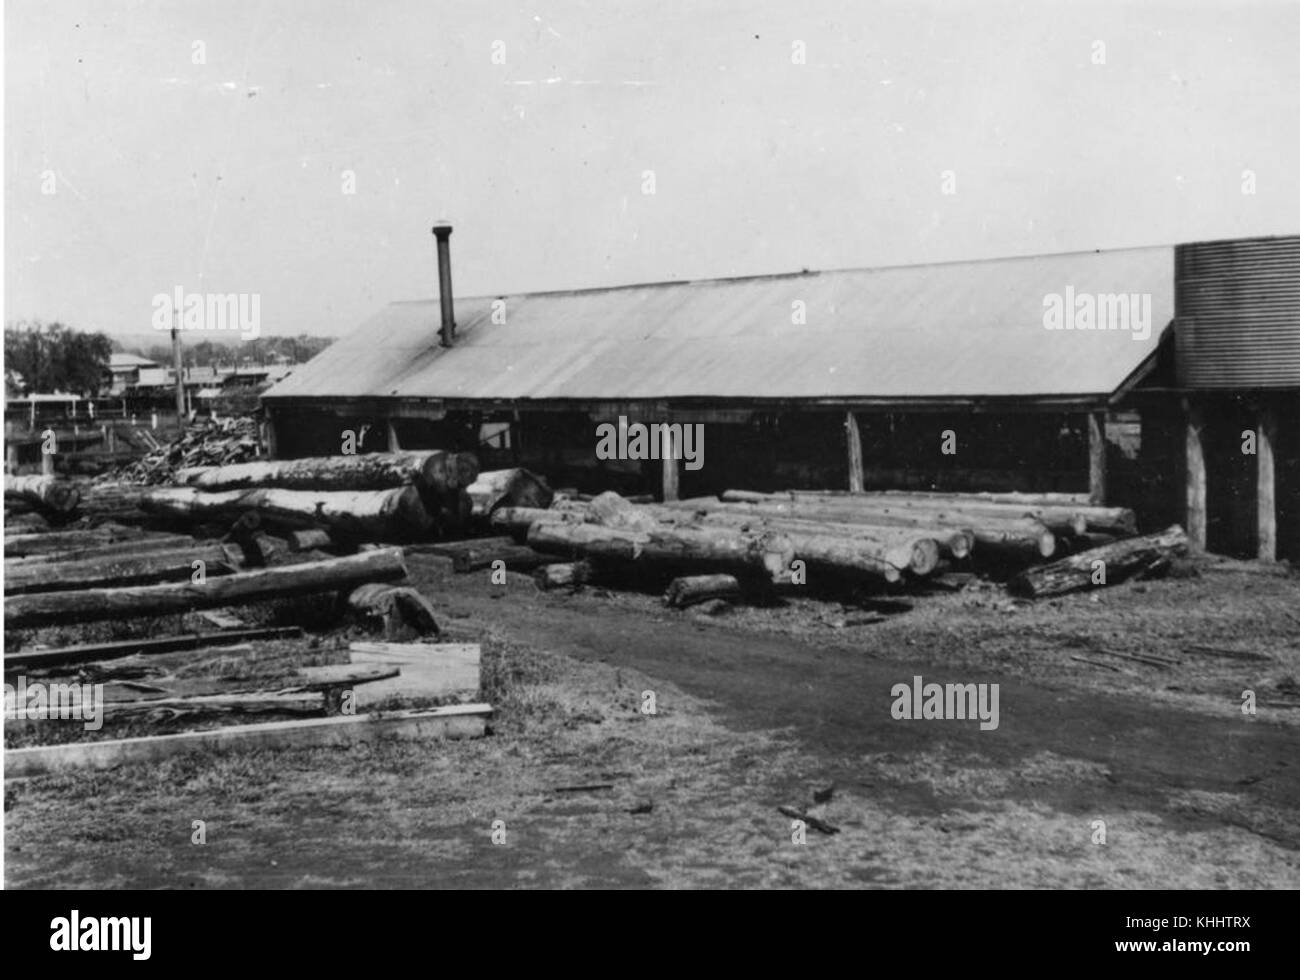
[484, 486, 1162, 602]
[136, 450, 481, 542]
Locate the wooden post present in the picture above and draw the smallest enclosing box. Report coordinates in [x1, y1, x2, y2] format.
[846, 411, 865, 492]
[386, 419, 402, 452]
[1184, 399, 1207, 550]
[261, 407, 278, 460]
[1257, 408, 1277, 561]
[661, 425, 680, 502]
[1088, 410, 1107, 505]
[171, 322, 186, 428]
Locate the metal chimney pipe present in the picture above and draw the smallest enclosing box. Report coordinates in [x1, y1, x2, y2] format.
[432, 222, 455, 347]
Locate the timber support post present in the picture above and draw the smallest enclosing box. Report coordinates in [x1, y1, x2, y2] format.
[661, 425, 680, 502]
[1088, 410, 1107, 506]
[1184, 399, 1207, 550]
[1257, 406, 1277, 561]
[846, 411, 865, 492]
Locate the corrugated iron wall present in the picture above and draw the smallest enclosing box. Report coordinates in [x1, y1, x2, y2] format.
[1176, 236, 1300, 388]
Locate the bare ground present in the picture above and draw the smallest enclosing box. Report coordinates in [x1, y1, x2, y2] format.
[5, 552, 1300, 888]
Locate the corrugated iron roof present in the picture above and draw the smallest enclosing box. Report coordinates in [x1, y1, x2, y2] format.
[264, 246, 1172, 403]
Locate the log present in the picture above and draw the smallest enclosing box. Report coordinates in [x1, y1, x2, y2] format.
[5, 514, 51, 535]
[5, 524, 144, 558]
[1009, 525, 1190, 598]
[467, 468, 554, 517]
[527, 520, 794, 582]
[6, 548, 408, 629]
[532, 561, 592, 590]
[489, 506, 584, 537]
[141, 485, 433, 539]
[285, 528, 334, 552]
[586, 490, 661, 531]
[174, 450, 476, 494]
[782, 490, 1088, 537]
[74, 482, 146, 517]
[4, 543, 240, 595]
[658, 509, 948, 572]
[347, 582, 439, 639]
[663, 574, 742, 608]
[244, 532, 292, 567]
[5, 475, 81, 514]
[4, 533, 197, 566]
[865, 490, 1137, 535]
[449, 543, 550, 573]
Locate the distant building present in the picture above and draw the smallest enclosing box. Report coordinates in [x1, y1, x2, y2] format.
[108, 353, 159, 395]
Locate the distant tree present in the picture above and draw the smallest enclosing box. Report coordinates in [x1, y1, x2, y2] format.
[4, 321, 113, 396]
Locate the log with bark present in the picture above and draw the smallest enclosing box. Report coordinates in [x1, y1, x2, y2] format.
[174, 450, 478, 495]
[467, 468, 554, 517]
[663, 574, 742, 608]
[347, 582, 439, 639]
[5, 475, 81, 514]
[4, 533, 197, 566]
[141, 485, 434, 539]
[5, 547, 408, 629]
[4, 542, 241, 595]
[1009, 525, 1190, 598]
[527, 520, 795, 582]
[5, 524, 145, 558]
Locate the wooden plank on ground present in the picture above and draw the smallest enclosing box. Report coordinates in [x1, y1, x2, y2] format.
[199, 610, 248, 630]
[4, 704, 492, 776]
[4, 626, 303, 671]
[348, 641, 480, 705]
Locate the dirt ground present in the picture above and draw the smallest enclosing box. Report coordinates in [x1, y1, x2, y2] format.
[5, 552, 1300, 888]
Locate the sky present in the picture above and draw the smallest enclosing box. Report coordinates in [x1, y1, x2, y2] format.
[5, 0, 1300, 338]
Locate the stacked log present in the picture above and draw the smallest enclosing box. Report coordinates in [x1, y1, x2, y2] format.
[527, 520, 795, 582]
[698, 493, 1056, 560]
